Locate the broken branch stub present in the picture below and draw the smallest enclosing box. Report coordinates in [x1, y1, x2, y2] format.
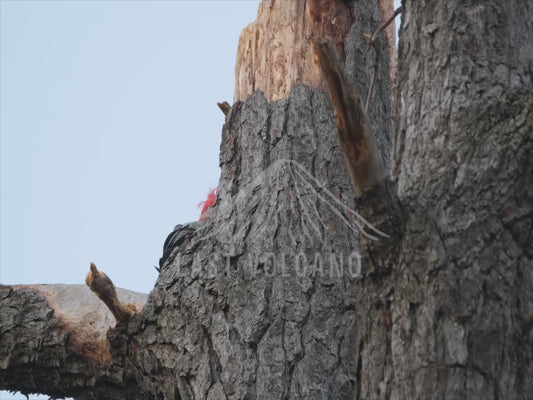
[314, 38, 386, 197]
[85, 262, 139, 324]
[367, 5, 403, 50]
[217, 101, 231, 116]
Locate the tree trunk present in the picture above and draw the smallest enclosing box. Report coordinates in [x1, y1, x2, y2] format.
[1, 0, 532, 399]
[386, 1, 533, 398]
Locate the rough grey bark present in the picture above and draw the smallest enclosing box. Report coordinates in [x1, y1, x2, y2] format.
[1, 0, 532, 399]
[0, 284, 147, 399]
[383, 1, 533, 398]
[131, 86, 365, 400]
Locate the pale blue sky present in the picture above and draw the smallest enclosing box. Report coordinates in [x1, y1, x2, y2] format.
[0, 1, 400, 398]
[1, 0, 261, 295]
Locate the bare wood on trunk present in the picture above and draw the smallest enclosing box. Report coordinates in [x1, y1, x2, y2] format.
[234, 0, 353, 102]
[314, 38, 386, 197]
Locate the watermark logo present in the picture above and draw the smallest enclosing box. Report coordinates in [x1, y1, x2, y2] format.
[208, 159, 388, 243]
[168, 159, 388, 279]
[173, 249, 363, 280]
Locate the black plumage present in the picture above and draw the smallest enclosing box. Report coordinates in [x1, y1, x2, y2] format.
[157, 222, 201, 272]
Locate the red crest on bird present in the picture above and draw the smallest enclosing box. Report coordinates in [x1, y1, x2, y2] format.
[198, 187, 218, 221]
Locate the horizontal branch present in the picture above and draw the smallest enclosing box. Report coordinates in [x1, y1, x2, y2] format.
[0, 283, 147, 398]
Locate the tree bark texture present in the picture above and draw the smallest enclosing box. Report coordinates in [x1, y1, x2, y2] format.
[1, 0, 532, 399]
[0, 284, 147, 399]
[385, 1, 533, 398]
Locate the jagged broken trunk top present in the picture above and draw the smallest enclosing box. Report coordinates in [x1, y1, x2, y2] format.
[234, 0, 397, 103]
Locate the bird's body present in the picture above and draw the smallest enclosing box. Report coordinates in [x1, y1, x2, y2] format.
[158, 221, 201, 272]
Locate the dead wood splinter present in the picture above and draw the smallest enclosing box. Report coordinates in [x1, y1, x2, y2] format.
[314, 38, 385, 197]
